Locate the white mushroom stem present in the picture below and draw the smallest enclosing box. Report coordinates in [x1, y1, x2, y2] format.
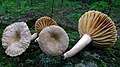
[35, 37, 39, 42]
[31, 33, 38, 41]
[63, 34, 91, 59]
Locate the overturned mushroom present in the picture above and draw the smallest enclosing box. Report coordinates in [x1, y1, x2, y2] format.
[63, 10, 117, 59]
[31, 16, 57, 41]
[2, 22, 31, 57]
[37, 25, 69, 56]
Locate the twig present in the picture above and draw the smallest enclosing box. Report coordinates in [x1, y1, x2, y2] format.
[108, 0, 116, 15]
[74, 0, 87, 9]
[61, 0, 63, 7]
[30, 0, 33, 6]
[51, 0, 54, 13]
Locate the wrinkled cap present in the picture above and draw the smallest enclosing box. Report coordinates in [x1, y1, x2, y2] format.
[38, 25, 69, 56]
[35, 16, 57, 33]
[2, 22, 31, 57]
[78, 10, 117, 47]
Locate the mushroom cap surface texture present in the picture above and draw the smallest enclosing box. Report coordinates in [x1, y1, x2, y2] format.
[78, 10, 117, 47]
[35, 16, 57, 33]
[38, 25, 69, 56]
[2, 22, 31, 57]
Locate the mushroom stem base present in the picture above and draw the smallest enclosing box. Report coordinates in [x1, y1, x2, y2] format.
[31, 33, 38, 41]
[63, 34, 91, 59]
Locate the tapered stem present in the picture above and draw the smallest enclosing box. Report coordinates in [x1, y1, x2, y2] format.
[63, 34, 91, 59]
[31, 33, 38, 41]
[51, 0, 54, 13]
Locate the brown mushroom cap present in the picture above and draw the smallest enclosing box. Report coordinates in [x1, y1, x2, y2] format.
[78, 10, 117, 47]
[2, 22, 31, 57]
[38, 25, 69, 56]
[35, 16, 57, 33]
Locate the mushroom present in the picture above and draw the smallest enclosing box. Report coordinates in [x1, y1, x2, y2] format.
[37, 25, 69, 56]
[2, 22, 31, 57]
[31, 16, 57, 41]
[62, 10, 117, 59]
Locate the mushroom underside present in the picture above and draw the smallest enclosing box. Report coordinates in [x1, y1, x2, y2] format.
[35, 16, 57, 33]
[78, 10, 117, 47]
[62, 10, 117, 60]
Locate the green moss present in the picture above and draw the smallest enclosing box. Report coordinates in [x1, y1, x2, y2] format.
[0, 0, 120, 67]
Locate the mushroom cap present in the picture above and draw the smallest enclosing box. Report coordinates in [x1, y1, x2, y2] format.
[35, 16, 57, 33]
[78, 10, 117, 47]
[38, 25, 69, 56]
[2, 22, 31, 57]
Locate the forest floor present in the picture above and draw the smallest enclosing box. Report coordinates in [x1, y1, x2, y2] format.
[0, 0, 120, 67]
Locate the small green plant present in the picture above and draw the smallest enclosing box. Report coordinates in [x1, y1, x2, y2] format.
[115, 0, 120, 6]
[89, 1, 109, 12]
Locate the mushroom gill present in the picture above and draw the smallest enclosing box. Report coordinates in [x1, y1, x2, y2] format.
[62, 10, 117, 59]
[31, 16, 58, 41]
[35, 16, 58, 33]
[79, 10, 117, 47]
